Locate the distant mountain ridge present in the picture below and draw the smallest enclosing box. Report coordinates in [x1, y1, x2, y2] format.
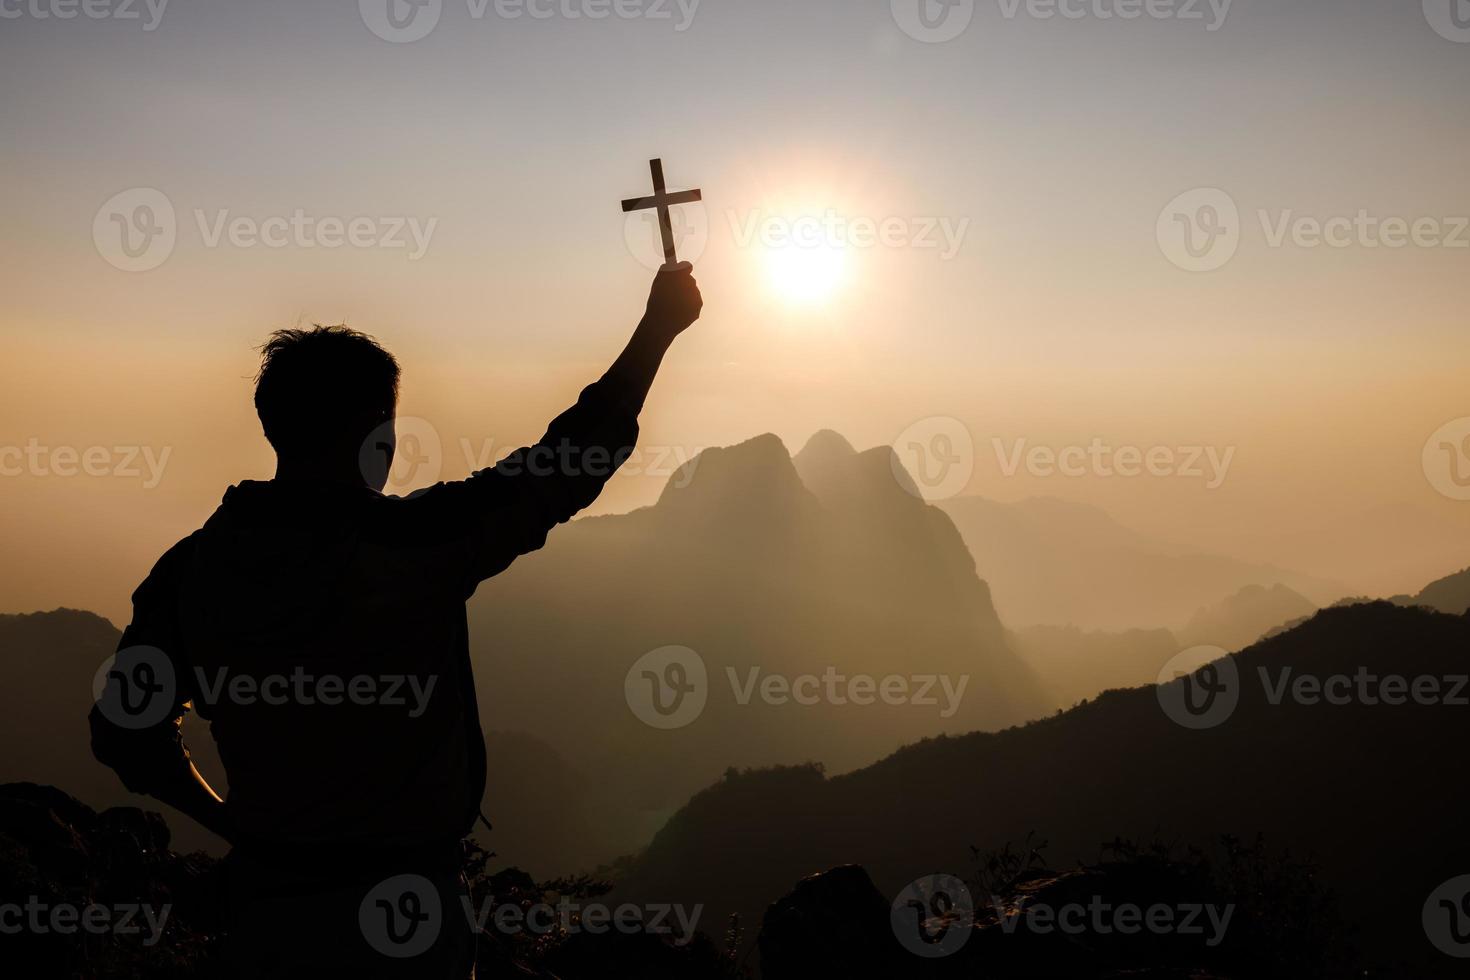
[1409, 564, 1470, 615]
[468, 430, 1050, 872]
[1177, 582, 1318, 651]
[612, 601, 1470, 977]
[11, 427, 1468, 902]
[937, 495, 1344, 631]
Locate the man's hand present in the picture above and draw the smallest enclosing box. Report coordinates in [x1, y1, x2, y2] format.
[642, 262, 703, 341]
[605, 263, 704, 409]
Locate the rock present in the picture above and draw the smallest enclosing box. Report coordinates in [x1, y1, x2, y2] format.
[758, 864, 905, 979]
[0, 782, 218, 978]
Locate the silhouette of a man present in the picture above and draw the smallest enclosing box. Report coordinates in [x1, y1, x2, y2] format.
[89, 266, 703, 977]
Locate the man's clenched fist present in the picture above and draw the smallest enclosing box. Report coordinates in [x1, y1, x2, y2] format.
[643, 262, 703, 340]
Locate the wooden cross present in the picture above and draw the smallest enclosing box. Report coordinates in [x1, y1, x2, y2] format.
[621, 158, 702, 270]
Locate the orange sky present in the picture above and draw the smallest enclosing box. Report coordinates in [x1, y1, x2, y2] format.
[3, 0, 1469, 623]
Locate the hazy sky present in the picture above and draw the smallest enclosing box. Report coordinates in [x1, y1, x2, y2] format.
[3, 0, 1469, 623]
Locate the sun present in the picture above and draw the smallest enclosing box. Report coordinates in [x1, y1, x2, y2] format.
[764, 239, 849, 306]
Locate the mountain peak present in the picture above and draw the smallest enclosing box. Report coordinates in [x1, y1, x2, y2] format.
[656, 433, 812, 515]
[794, 429, 856, 466]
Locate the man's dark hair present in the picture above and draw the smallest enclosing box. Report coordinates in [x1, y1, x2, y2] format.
[254, 325, 400, 456]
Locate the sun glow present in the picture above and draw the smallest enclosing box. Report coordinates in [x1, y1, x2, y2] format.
[763, 240, 849, 306]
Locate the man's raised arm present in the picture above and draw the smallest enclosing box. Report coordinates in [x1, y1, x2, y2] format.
[399, 264, 703, 588]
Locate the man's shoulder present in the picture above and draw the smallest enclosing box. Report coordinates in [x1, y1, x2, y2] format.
[132, 528, 209, 602]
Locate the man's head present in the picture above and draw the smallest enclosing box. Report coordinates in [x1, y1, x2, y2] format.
[254, 325, 400, 489]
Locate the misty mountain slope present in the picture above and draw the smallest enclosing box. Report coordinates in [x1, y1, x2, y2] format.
[1015, 583, 1317, 712]
[468, 432, 1049, 872]
[1009, 624, 1179, 709]
[1219, 502, 1470, 601]
[1411, 564, 1470, 615]
[937, 495, 1344, 631]
[0, 609, 224, 855]
[1178, 582, 1318, 651]
[613, 602, 1470, 976]
[792, 430, 1007, 625]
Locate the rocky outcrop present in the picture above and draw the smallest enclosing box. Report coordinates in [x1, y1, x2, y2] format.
[0, 782, 219, 978]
